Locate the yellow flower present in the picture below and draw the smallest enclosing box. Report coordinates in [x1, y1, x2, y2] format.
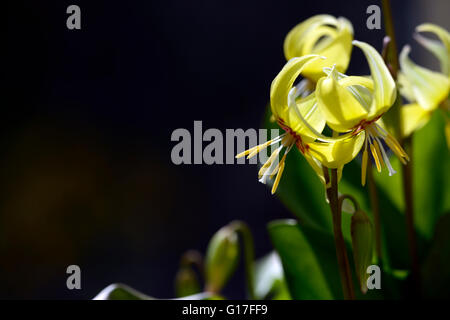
[238, 41, 408, 194]
[310, 41, 409, 185]
[236, 55, 329, 194]
[284, 15, 353, 82]
[398, 24, 450, 142]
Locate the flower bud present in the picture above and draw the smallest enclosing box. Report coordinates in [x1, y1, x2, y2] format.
[351, 209, 374, 294]
[174, 267, 201, 298]
[205, 226, 240, 293]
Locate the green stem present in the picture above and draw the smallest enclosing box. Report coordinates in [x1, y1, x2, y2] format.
[367, 161, 383, 263]
[230, 221, 256, 300]
[324, 168, 355, 300]
[382, 0, 421, 294]
[381, 0, 399, 77]
[401, 137, 421, 294]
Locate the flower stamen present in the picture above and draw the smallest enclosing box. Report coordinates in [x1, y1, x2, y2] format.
[360, 122, 408, 184]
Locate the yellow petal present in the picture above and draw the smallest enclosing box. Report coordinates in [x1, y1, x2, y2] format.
[303, 153, 326, 185]
[284, 15, 353, 81]
[399, 45, 450, 111]
[397, 72, 417, 102]
[271, 56, 329, 141]
[270, 55, 324, 121]
[284, 15, 337, 60]
[316, 68, 370, 131]
[401, 103, 432, 138]
[308, 131, 366, 168]
[287, 92, 326, 142]
[416, 23, 450, 76]
[337, 165, 344, 183]
[352, 41, 397, 118]
[272, 58, 367, 144]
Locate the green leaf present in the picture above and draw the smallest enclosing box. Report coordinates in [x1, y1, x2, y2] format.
[421, 213, 450, 298]
[93, 283, 217, 300]
[412, 111, 450, 240]
[93, 283, 154, 300]
[254, 252, 291, 300]
[268, 219, 405, 299]
[268, 219, 343, 299]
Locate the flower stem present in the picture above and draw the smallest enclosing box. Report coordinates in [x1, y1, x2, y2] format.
[367, 161, 383, 263]
[229, 221, 256, 300]
[382, 0, 421, 294]
[324, 168, 355, 300]
[401, 137, 421, 294]
[381, 0, 399, 77]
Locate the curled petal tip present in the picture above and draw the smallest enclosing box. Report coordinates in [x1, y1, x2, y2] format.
[399, 45, 411, 60]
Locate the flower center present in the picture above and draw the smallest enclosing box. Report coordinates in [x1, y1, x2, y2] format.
[352, 115, 382, 136]
[277, 119, 310, 154]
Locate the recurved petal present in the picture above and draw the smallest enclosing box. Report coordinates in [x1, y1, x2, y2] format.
[397, 72, 416, 102]
[399, 45, 450, 111]
[352, 41, 397, 118]
[307, 131, 366, 169]
[414, 33, 449, 77]
[284, 15, 338, 60]
[316, 69, 369, 132]
[401, 103, 432, 138]
[287, 92, 326, 141]
[303, 153, 326, 185]
[302, 19, 353, 81]
[284, 15, 353, 82]
[270, 55, 324, 120]
[416, 23, 450, 76]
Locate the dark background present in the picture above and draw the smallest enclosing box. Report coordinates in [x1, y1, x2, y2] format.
[2, 0, 447, 299]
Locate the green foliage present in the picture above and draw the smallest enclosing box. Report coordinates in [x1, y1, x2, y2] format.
[93, 284, 154, 300]
[422, 213, 450, 298]
[268, 220, 343, 299]
[175, 267, 201, 298]
[93, 283, 217, 300]
[254, 252, 291, 300]
[261, 104, 449, 299]
[93, 103, 449, 301]
[205, 225, 240, 293]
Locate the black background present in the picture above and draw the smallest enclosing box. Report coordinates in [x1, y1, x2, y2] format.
[2, 0, 442, 299]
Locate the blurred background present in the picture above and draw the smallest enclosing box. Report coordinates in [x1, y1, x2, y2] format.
[3, 0, 449, 299]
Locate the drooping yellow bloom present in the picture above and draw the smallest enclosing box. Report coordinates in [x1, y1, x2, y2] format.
[236, 55, 330, 194]
[238, 41, 408, 193]
[398, 24, 450, 144]
[284, 15, 353, 82]
[310, 41, 409, 185]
